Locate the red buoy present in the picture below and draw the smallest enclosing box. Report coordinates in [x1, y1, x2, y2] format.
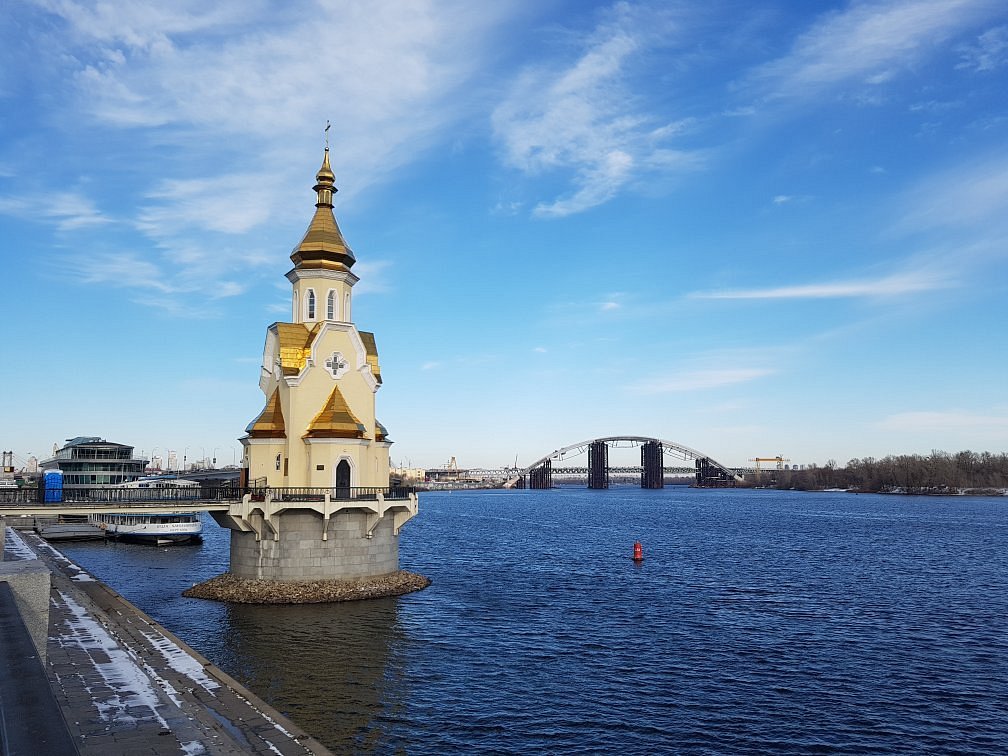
[632, 541, 643, 562]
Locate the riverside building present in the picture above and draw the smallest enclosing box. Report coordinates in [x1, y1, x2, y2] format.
[223, 144, 418, 581]
[40, 436, 146, 485]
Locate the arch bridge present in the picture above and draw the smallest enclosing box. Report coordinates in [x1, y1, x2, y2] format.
[506, 436, 743, 490]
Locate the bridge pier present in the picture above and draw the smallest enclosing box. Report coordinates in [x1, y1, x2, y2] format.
[588, 441, 608, 489]
[641, 440, 664, 489]
[529, 460, 552, 489]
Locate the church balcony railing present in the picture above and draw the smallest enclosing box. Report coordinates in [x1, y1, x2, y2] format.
[268, 486, 415, 503]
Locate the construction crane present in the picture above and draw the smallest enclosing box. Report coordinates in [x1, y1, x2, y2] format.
[749, 456, 791, 472]
[745, 455, 790, 485]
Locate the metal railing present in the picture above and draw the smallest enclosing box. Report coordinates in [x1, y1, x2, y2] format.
[0, 483, 416, 506]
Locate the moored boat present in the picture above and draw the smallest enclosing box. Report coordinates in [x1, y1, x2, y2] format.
[90, 511, 203, 545]
[92, 475, 204, 544]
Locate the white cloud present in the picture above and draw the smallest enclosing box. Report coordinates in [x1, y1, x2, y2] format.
[690, 269, 950, 300]
[749, 0, 1000, 98]
[352, 260, 393, 296]
[895, 151, 1008, 232]
[957, 24, 1008, 71]
[492, 4, 704, 218]
[139, 174, 278, 236]
[64, 251, 182, 294]
[26, 0, 515, 301]
[0, 191, 112, 231]
[630, 367, 774, 394]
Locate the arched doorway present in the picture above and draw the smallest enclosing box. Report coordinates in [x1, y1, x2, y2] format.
[335, 459, 351, 500]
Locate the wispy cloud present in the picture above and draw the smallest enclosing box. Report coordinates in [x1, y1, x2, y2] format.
[0, 191, 112, 231]
[957, 24, 1008, 71]
[62, 251, 181, 294]
[25, 0, 515, 301]
[352, 260, 393, 296]
[690, 269, 950, 300]
[895, 151, 1008, 233]
[630, 367, 774, 394]
[748, 0, 1000, 99]
[492, 4, 704, 218]
[877, 410, 1008, 435]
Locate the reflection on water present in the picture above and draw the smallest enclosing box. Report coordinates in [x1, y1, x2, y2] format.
[220, 599, 403, 752]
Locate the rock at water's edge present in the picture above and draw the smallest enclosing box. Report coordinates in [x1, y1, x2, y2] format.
[183, 570, 431, 604]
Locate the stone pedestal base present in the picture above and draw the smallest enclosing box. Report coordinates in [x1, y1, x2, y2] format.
[229, 509, 398, 580]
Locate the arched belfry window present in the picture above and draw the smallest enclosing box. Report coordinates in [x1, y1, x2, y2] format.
[343, 292, 351, 322]
[326, 289, 336, 320]
[305, 289, 316, 320]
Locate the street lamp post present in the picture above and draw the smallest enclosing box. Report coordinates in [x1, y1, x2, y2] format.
[212, 447, 220, 468]
[183, 446, 190, 473]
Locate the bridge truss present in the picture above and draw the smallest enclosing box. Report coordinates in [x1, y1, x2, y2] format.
[507, 436, 744, 490]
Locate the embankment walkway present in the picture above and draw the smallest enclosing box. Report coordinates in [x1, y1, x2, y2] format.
[4, 527, 333, 755]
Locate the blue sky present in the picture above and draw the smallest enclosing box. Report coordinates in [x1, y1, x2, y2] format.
[1, 0, 1006, 471]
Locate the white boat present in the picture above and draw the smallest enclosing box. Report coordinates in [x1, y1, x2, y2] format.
[90, 511, 203, 545]
[91, 475, 203, 544]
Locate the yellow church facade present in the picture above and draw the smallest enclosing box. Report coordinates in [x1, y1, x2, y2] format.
[242, 147, 391, 492]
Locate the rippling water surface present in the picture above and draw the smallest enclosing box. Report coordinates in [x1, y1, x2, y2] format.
[58, 488, 1008, 753]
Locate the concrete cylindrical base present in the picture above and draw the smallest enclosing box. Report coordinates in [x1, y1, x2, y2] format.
[229, 509, 399, 581]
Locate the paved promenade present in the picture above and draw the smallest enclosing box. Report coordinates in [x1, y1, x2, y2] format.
[5, 527, 334, 755]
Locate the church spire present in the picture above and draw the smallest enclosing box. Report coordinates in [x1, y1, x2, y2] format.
[314, 147, 336, 208]
[290, 136, 355, 270]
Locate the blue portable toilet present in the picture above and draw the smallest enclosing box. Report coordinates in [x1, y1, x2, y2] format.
[43, 469, 63, 503]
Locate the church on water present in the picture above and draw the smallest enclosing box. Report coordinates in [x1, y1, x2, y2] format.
[243, 146, 390, 491]
[212, 144, 418, 584]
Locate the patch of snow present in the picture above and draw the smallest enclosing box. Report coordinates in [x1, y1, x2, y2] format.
[35, 540, 78, 568]
[140, 630, 220, 694]
[54, 590, 171, 729]
[181, 742, 208, 755]
[3, 527, 38, 560]
[71, 573, 95, 582]
[139, 658, 185, 708]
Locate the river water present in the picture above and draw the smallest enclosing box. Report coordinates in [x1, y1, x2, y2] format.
[57, 487, 1008, 754]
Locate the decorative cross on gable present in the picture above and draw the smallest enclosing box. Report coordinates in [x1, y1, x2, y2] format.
[325, 351, 348, 379]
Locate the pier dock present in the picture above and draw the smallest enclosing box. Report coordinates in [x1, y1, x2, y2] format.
[2, 526, 333, 755]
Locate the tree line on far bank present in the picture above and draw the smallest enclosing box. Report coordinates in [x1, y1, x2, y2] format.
[763, 450, 1008, 494]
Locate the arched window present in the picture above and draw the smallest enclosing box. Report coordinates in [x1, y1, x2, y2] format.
[326, 289, 336, 320]
[305, 289, 316, 320]
[343, 292, 351, 322]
